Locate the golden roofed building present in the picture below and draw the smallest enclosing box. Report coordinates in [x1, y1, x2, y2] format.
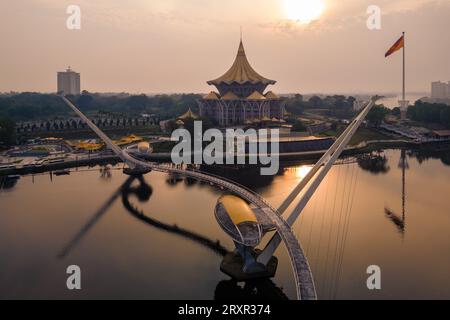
[198, 38, 285, 126]
[178, 108, 199, 120]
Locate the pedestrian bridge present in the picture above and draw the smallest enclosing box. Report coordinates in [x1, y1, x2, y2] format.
[60, 95, 378, 300]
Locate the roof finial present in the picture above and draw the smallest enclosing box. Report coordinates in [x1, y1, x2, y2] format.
[240, 26, 243, 42]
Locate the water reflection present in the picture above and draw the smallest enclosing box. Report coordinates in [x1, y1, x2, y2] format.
[122, 176, 228, 257]
[384, 150, 408, 236]
[2, 147, 450, 299]
[201, 165, 276, 192]
[407, 146, 450, 166]
[357, 151, 390, 174]
[59, 172, 289, 300]
[100, 165, 112, 179]
[57, 176, 126, 258]
[0, 175, 20, 190]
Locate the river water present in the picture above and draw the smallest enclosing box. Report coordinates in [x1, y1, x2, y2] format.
[1, 148, 450, 300]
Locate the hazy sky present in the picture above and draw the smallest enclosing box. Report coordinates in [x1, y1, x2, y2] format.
[1, 0, 449, 94]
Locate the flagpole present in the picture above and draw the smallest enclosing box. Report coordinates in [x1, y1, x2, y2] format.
[402, 32, 405, 101]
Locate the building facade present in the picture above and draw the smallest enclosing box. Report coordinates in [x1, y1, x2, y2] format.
[198, 40, 285, 126]
[431, 81, 450, 99]
[57, 67, 81, 95]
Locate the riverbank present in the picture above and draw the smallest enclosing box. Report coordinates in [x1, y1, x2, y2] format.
[2, 138, 450, 177]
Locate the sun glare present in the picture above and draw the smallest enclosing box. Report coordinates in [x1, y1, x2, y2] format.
[283, 0, 325, 24]
[295, 166, 313, 180]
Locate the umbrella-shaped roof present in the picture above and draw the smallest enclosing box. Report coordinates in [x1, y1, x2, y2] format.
[207, 40, 276, 86]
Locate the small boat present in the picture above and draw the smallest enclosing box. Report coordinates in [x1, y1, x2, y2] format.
[54, 170, 71, 176]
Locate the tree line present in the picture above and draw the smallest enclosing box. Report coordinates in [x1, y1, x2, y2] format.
[407, 101, 450, 128]
[285, 94, 356, 118]
[0, 92, 202, 121]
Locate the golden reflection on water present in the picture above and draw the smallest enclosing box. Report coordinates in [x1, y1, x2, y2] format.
[294, 165, 313, 181]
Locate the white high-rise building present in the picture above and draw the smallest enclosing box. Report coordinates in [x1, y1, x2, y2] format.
[431, 81, 450, 99]
[57, 67, 80, 95]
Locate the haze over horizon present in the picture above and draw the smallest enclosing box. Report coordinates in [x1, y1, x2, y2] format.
[1, 0, 449, 95]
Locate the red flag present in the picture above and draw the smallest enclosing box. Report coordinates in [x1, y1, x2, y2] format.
[385, 35, 404, 57]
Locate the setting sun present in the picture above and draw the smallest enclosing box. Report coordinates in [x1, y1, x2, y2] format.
[283, 0, 325, 24]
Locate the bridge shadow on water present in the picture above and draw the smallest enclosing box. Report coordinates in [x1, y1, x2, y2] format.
[58, 171, 288, 300]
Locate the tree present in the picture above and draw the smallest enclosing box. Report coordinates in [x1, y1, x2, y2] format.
[292, 119, 307, 132]
[408, 101, 450, 128]
[440, 108, 450, 128]
[77, 93, 94, 109]
[391, 107, 401, 116]
[309, 96, 323, 108]
[367, 105, 389, 126]
[126, 94, 149, 112]
[285, 95, 305, 116]
[0, 117, 16, 145]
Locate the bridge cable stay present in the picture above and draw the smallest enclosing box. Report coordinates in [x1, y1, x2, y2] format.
[328, 162, 353, 298]
[257, 97, 379, 266]
[327, 163, 351, 297]
[306, 177, 329, 260]
[311, 169, 331, 275]
[304, 184, 324, 279]
[319, 164, 342, 295]
[333, 163, 360, 299]
[324, 155, 360, 299]
[317, 176, 332, 255]
[319, 163, 349, 298]
[305, 187, 320, 257]
[333, 165, 355, 296]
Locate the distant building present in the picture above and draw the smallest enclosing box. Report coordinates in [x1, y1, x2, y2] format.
[431, 81, 450, 99]
[57, 67, 80, 95]
[431, 130, 450, 140]
[198, 39, 285, 126]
